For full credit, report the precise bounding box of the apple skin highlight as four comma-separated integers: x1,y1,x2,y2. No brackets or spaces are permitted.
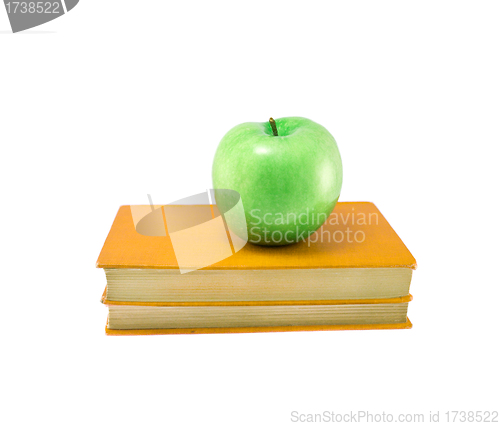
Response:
212,117,343,246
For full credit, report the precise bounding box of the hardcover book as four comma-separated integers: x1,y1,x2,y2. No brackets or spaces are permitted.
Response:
97,202,416,334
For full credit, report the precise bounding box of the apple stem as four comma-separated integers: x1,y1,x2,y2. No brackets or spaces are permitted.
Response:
269,117,279,136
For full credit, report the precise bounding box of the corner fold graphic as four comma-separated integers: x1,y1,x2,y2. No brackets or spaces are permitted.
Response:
64,0,79,12
4,0,79,33
130,190,248,274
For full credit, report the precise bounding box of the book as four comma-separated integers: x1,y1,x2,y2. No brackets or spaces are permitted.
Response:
101,289,412,334
98,202,417,333
97,202,416,303
98,202,416,334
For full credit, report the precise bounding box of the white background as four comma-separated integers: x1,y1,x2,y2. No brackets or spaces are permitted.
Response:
1,1,499,425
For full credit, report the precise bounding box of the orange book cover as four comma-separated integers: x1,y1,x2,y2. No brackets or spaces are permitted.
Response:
96,202,417,270
105,318,413,335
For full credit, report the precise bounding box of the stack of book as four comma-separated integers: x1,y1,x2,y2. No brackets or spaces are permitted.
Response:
97,202,416,335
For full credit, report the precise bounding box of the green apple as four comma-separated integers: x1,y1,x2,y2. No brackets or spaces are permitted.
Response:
212,117,342,246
